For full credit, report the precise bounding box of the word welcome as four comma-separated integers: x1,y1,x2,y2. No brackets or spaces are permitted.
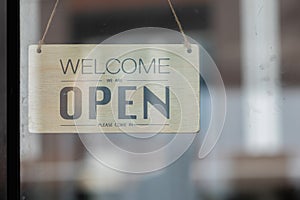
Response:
60,57,171,75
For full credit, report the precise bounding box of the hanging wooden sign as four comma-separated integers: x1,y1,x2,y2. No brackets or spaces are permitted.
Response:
28,44,200,133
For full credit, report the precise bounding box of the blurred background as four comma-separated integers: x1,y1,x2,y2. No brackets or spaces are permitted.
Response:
20,0,300,199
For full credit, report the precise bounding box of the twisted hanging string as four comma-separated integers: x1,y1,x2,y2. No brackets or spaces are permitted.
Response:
166,0,192,52
37,0,60,53
37,0,192,53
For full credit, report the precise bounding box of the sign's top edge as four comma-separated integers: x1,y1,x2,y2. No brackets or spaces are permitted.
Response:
29,44,199,47
29,44,200,54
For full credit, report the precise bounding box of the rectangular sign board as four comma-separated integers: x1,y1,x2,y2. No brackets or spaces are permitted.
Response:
28,44,200,133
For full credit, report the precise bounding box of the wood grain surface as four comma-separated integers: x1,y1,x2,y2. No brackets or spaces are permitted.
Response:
28,44,200,133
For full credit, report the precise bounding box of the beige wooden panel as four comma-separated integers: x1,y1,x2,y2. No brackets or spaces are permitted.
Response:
28,44,200,133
